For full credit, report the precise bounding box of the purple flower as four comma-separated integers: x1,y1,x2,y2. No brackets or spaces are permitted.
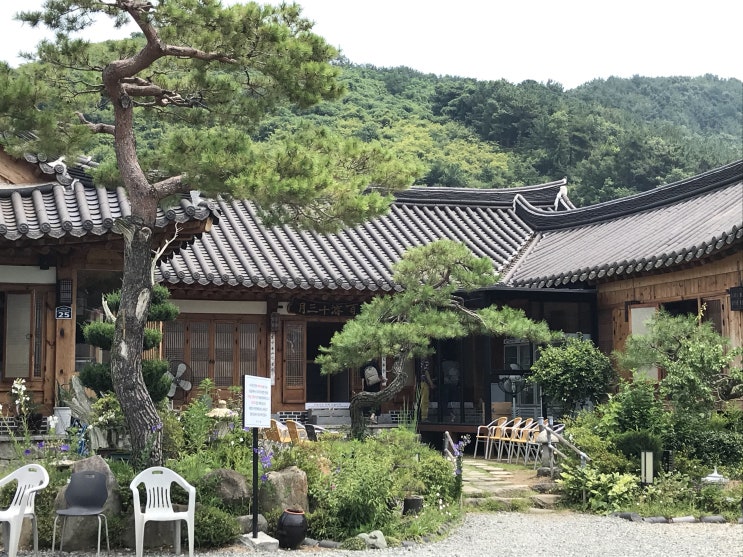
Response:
24,448,31,455
260,473,268,483
60,444,70,452
37,441,45,449
150,423,163,432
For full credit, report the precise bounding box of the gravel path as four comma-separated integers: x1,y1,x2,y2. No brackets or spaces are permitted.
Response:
29,511,743,557
295,512,743,557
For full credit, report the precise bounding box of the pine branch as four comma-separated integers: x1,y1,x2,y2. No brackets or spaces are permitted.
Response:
152,175,187,197
76,112,115,135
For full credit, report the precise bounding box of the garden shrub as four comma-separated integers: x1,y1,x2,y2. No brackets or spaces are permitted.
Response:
159,402,185,461
194,505,241,547
286,427,459,541
321,443,396,535
561,415,633,473
528,336,616,415
635,470,698,518
340,536,367,550
688,430,743,467
207,426,256,476
612,429,663,473
558,463,640,513
665,417,743,468
180,398,214,453
697,482,743,519
419,451,458,503
601,378,666,435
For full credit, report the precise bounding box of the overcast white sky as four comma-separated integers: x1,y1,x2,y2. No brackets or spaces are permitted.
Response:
1,1,742,89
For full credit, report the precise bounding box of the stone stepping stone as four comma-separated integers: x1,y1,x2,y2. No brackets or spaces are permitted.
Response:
530,494,561,508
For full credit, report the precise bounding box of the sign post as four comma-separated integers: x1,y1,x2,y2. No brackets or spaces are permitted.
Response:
243,375,271,539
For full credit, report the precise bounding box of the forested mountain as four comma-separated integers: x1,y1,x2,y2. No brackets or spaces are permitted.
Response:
263,64,742,205
14,40,740,207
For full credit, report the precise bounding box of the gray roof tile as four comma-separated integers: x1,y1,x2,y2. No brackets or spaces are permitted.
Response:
1,155,215,244
158,180,570,291
506,161,743,287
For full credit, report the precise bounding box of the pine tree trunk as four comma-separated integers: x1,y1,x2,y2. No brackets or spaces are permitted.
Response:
110,217,162,468
349,349,411,439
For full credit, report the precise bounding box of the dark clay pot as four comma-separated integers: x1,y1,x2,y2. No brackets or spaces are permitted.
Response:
277,509,307,549
403,495,424,515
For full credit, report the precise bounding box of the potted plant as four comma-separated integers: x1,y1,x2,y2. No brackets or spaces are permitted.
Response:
394,468,426,515
90,392,129,449
53,382,73,435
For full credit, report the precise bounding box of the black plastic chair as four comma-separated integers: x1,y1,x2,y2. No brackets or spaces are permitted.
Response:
52,470,110,557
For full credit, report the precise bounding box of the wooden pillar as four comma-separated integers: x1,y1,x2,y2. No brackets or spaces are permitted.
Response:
52,261,77,407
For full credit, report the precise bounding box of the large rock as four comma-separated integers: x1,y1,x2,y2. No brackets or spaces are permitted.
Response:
202,468,250,508
236,514,268,534
53,455,122,551
359,530,388,549
259,466,309,514
121,503,192,550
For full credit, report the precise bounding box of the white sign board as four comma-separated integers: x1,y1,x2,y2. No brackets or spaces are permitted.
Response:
243,375,272,429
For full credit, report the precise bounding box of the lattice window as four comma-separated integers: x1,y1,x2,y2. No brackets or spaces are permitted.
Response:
33,295,43,378
4,293,31,378
239,323,258,376
189,321,210,386
163,320,185,362
285,322,305,388
164,318,260,387
214,322,234,387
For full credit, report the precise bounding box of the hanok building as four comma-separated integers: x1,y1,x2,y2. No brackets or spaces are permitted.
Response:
0,152,215,413
156,180,595,431
1,148,742,435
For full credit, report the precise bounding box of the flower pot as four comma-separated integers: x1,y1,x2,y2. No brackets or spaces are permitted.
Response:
403,495,424,515
53,406,72,435
277,509,307,549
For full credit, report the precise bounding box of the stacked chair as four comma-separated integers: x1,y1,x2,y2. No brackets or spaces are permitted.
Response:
264,418,292,443
473,416,507,459
487,417,521,461
285,419,310,444
507,418,538,464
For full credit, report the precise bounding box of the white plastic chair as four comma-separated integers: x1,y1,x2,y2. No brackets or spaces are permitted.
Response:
130,467,196,557
0,463,49,557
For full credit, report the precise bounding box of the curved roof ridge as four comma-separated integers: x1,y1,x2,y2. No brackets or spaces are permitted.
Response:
515,159,743,231
507,179,743,288
394,177,569,208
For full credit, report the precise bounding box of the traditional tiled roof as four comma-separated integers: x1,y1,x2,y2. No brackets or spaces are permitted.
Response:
505,160,743,288
158,180,570,291
0,153,215,243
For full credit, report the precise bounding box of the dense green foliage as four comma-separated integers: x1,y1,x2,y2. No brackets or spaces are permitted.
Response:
615,310,743,413
270,428,460,541
528,337,616,415
262,65,742,204
558,310,743,518
316,240,558,437
79,285,177,403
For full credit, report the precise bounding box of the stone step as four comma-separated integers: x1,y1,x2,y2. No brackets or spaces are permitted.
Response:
530,494,562,509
